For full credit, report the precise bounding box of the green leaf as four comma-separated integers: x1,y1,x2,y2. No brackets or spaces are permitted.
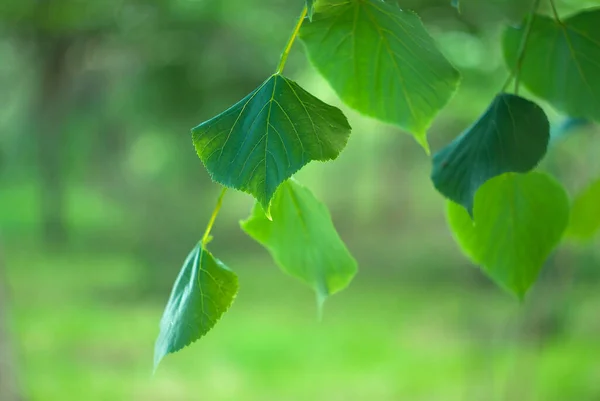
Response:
240,179,357,309
432,93,549,214
299,0,460,150
154,244,238,370
451,0,460,11
447,172,569,299
306,0,315,20
567,178,600,241
192,74,351,212
503,9,600,122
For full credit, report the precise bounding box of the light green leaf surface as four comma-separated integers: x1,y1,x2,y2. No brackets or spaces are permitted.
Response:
432,94,549,214
503,9,600,122
567,178,600,240
241,179,357,307
299,0,460,149
447,172,569,299
154,244,238,370
192,74,351,211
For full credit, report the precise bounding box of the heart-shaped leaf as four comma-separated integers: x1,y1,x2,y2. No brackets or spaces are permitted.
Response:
503,9,600,122
432,93,549,214
154,244,238,370
192,74,351,211
299,0,460,150
447,172,570,299
241,179,357,309
567,178,600,241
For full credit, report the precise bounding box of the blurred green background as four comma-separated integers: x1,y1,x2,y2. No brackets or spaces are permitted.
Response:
1,0,600,400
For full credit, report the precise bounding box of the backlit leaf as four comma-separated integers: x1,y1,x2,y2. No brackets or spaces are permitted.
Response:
447,172,569,299
192,74,351,211
567,178,600,240
503,9,600,122
154,244,238,369
432,94,549,214
240,179,357,308
299,0,460,150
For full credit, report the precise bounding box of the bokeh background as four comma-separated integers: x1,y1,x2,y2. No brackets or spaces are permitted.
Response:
1,0,600,400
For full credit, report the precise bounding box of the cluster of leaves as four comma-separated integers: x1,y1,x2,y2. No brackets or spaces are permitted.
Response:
153,0,600,368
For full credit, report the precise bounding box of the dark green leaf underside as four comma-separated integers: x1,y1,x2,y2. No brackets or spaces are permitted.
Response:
240,179,357,306
503,9,600,122
567,178,600,240
154,244,238,369
192,74,351,211
447,172,569,299
432,93,549,214
300,0,460,149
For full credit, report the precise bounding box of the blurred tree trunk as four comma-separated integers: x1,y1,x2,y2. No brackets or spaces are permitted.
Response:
0,249,22,401
34,34,72,246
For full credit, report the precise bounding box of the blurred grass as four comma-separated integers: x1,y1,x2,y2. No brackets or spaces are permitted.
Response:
6,247,600,401
2,0,600,399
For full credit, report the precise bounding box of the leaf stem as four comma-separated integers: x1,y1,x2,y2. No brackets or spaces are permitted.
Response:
276,5,308,74
548,0,562,24
201,187,228,246
501,0,541,94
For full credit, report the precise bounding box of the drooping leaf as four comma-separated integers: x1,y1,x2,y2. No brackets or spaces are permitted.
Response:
567,178,600,241
503,9,600,122
192,74,351,212
240,179,357,309
306,0,315,20
154,244,238,370
447,172,569,299
432,93,549,214
299,0,460,150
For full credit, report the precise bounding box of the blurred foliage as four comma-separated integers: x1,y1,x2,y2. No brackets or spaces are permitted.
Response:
1,0,600,399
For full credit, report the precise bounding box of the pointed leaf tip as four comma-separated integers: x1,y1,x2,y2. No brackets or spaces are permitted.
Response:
192,74,351,210
300,0,459,146
416,132,430,155
153,244,238,370
432,93,549,214
306,0,314,20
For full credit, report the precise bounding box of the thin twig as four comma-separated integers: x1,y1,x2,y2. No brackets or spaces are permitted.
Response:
276,5,308,74
548,0,562,24
201,187,228,246
502,0,542,94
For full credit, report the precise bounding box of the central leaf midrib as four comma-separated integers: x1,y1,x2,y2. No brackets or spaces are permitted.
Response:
263,75,278,200
286,183,310,237
283,78,325,158
361,2,416,121
558,23,600,108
